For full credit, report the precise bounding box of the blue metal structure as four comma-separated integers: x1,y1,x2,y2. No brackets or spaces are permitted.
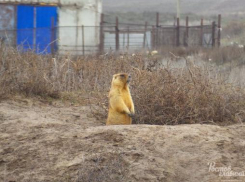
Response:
17,5,57,53
17,5,34,50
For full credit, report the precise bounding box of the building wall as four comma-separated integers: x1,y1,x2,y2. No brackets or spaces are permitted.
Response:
0,5,15,45
0,0,99,7
0,0,102,55
58,0,102,54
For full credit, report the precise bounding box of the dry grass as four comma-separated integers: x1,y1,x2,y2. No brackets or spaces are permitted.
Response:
223,21,245,37
1,45,245,125
76,153,128,182
132,65,245,125
201,46,245,65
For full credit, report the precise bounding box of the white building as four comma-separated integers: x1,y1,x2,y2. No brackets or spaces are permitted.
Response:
0,0,102,54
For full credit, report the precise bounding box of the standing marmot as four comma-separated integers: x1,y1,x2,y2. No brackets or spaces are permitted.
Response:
106,73,135,125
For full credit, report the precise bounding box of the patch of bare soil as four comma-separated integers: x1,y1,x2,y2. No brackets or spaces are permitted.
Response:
0,98,245,182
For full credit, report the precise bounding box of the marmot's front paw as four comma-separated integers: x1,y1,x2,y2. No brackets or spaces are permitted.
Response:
128,113,135,118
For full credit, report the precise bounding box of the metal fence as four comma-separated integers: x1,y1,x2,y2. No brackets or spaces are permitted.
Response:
0,26,101,55
151,25,214,48
0,18,220,55
102,18,219,52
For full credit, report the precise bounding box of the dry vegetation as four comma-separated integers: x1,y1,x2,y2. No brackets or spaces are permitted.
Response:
1,45,245,182
76,153,128,182
1,45,245,125
223,22,245,37
201,46,245,64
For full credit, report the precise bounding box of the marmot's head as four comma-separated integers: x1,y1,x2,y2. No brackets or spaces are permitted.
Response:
111,73,131,88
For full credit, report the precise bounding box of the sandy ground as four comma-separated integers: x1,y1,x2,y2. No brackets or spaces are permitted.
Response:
0,97,245,182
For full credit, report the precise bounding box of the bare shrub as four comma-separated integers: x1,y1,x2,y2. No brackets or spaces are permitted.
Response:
0,47,60,98
132,64,245,125
1,45,245,125
0,46,143,98
92,57,245,125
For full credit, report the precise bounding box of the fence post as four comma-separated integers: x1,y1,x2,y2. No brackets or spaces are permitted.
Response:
99,13,104,53
200,18,203,47
185,16,189,47
51,17,55,55
75,25,78,55
82,25,85,55
143,21,148,48
217,14,221,47
156,12,159,27
14,5,17,48
33,7,36,52
123,32,125,48
151,26,155,49
176,18,180,47
127,26,129,50
115,17,119,51
212,21,216,48
156,12,159,48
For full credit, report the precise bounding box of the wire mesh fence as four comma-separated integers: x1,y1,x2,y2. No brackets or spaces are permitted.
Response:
0,21,217,55
57,26,100,55
103,24,151,52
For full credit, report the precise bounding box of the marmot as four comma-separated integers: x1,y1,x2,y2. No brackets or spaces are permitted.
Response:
106,73,135,125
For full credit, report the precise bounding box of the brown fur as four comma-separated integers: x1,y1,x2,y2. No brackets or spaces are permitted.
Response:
106,73,135,125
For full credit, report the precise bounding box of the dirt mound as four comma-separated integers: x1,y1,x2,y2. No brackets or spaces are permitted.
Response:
0,98,245,182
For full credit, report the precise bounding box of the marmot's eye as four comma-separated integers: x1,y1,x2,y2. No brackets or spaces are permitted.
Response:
120,74,125,77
